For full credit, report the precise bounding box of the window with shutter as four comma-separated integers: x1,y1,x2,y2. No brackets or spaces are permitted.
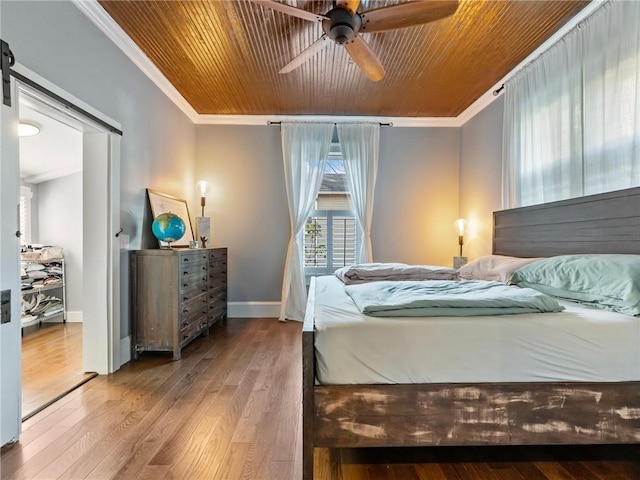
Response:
304,145,357,278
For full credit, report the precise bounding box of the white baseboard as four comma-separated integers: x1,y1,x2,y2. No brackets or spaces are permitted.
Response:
42,310,83,323
120,335,131,367
228,301,280,318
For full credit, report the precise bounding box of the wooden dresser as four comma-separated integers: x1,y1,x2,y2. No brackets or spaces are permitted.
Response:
131,247,227,360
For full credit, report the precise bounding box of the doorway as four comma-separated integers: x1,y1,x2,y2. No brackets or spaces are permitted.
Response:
11,69,121,419
18,92,96,419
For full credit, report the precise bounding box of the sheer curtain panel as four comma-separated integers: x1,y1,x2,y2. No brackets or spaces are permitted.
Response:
502,29,583,208
279,122,334,322
502,0,640,208
337,123,380,264
581,0,640,194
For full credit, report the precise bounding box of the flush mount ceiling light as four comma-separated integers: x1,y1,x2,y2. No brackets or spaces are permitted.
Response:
18,122,41,137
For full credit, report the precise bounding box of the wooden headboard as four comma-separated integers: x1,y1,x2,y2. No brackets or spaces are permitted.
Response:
493,186,640,257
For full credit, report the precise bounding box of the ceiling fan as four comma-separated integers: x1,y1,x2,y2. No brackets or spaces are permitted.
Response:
249,0,459,82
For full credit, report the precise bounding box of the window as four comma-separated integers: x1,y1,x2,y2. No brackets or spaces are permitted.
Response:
19,186,32,245
304,145,357,276
503,1,640,208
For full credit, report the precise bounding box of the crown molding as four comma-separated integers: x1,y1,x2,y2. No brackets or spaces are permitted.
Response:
74,0,605,128
72,0,199,123
196,114,461,128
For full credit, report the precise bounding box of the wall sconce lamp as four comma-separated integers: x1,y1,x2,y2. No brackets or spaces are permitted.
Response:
195,180,211,248
453,218,467,269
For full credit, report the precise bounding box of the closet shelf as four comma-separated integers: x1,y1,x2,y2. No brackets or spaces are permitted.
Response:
21,256,66,330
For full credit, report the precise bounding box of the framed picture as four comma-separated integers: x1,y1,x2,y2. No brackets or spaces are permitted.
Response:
146,189,195,247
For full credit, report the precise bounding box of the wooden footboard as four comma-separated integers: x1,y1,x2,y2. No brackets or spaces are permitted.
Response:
313,382,640,447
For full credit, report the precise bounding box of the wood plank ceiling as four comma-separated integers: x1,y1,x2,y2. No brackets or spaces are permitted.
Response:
98,0,590,118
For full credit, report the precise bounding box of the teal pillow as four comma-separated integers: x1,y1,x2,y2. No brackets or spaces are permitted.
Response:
510,254,640,316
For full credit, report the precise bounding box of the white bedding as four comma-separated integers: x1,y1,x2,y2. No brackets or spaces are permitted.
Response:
313,275,640,384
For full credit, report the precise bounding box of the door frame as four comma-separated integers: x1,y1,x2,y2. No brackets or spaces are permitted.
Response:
13,62,122,375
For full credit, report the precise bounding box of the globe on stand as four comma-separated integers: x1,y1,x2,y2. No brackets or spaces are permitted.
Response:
152,212,186,248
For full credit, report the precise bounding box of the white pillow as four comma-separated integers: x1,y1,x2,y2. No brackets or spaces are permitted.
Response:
458,255,542,283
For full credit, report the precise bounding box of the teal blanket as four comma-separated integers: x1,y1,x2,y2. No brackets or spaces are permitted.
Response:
344,280,565,317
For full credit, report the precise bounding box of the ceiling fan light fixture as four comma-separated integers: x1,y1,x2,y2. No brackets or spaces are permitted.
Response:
249,0,458,81
18,122,41,137
323,8,361,45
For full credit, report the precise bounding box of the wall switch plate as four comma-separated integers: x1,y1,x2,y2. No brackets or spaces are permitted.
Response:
1,290,10,324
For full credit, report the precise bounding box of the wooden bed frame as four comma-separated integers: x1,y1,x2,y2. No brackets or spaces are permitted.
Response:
302,186,640,479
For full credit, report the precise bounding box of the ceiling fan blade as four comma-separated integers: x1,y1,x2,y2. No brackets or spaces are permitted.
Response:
335,0,361,16
344,35,385,82
279,34,330,74
248,0,327,23
360,0,458,33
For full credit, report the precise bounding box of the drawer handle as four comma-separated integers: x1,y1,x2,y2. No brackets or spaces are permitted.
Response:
183,283,190,288
183,322,189,328
184,258,190,262
182,308,190,314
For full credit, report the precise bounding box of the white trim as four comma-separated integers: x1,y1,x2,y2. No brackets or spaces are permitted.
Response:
72,0,199,123
197,114,462,128
120,335,131,367
73,0,604,127
228,302,280,318
42,311,83,323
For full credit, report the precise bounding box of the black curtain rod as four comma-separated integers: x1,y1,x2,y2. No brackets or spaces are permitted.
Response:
493,84,505,96
267,121,393,127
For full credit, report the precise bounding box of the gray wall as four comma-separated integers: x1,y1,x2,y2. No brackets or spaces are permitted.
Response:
195,125,461,302
460,96,505,259
375,127,461,267
195,125,288,302
2,1,196,338
37,173,83,318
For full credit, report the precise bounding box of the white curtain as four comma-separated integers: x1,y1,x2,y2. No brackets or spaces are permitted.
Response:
337,123,380,263
502,0,640,208
279,122,334,322
502,27,583,207
581,0,640,194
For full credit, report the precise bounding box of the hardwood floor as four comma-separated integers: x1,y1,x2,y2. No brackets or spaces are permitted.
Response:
21,323,95,419
3,318,640,479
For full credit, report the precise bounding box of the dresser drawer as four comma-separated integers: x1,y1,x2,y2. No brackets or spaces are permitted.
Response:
179,291,208,315
179,261,208,277
180,272,208,293
180,282,208,302
179,252,208,266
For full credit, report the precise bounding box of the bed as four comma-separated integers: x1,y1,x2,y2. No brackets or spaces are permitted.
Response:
302,186,640,479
